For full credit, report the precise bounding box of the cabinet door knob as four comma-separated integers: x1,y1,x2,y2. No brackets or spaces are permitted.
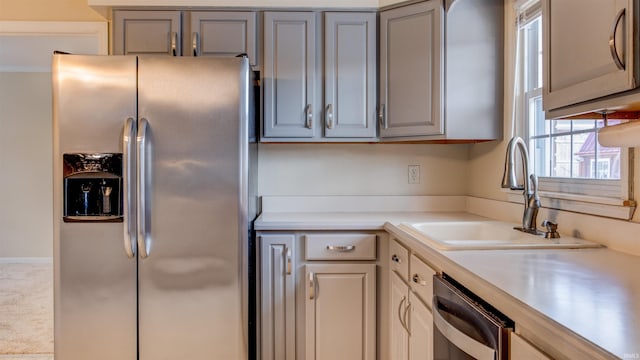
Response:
325,104,334,129
402,301,412,335
170,32,178,56
412,273,427,286
609,8,626,71
286,247,292,275
309,272,315,300
192,32,199,57
305,104,313,129
391,254,401,263
378,104,387,129
398,296,408,332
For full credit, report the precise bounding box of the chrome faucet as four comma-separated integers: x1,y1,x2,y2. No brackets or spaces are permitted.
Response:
501,136,542,235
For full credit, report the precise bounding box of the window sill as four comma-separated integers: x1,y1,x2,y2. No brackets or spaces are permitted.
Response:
504,190,636,220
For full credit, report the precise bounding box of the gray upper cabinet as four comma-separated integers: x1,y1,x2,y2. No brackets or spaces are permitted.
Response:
113,10,257,65
262,11,377,141
114,10,182,55
379,0,503,141
189,11,258,66
263,12,318,138
379,1,443,138
324,12,377,139
543,0,638,112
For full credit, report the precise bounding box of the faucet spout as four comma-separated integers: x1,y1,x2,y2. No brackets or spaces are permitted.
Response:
501,137,542,235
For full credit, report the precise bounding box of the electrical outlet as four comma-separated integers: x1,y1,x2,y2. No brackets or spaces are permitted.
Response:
408,165,420,184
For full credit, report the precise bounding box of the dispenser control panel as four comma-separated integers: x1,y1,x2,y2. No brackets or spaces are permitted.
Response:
63,153,123,222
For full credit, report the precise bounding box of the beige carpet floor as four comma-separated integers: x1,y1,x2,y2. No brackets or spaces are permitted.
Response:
0,262,53,357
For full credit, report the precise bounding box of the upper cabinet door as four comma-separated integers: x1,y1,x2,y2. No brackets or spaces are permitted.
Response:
324,12,377,138
113,10,181,56
543,0,638,111
379,1,444,138
189,11,258,67
263,12,318,138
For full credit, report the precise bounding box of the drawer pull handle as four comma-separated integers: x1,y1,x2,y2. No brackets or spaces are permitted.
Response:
391,254,402,263
326,245,355,252
412,274,427,286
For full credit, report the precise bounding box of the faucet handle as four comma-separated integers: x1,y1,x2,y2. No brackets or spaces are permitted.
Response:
542,220,560,239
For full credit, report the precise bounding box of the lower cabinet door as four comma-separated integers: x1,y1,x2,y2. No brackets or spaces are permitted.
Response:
390,271,410,360
408,291,434,360
305,264,376,360
510,332,552,360
260,234,296,360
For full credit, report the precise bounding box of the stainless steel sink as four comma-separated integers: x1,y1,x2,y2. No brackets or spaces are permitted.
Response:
399,221,602,250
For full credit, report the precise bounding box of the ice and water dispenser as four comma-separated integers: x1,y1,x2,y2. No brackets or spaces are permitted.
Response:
63,153,123,222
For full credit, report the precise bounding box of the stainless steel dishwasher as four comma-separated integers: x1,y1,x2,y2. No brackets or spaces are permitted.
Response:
432,274,514,360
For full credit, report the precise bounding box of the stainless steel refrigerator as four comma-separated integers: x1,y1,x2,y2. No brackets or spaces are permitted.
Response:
52,54,256,359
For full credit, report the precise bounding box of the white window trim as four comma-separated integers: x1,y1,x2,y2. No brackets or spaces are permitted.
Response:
509,1,636,220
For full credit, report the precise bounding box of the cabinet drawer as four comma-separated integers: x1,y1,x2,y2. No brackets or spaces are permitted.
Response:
389,239,409,281
305,234,377,260
409,254,436,308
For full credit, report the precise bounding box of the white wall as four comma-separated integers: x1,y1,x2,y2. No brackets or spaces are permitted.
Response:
0,0,107,257
258,143,470,196
0,72,53,257
0,0,107,21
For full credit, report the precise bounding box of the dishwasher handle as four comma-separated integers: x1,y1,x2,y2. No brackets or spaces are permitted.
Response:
432,296,497,360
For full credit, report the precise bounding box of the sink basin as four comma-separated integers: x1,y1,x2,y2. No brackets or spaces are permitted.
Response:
399,221,602,250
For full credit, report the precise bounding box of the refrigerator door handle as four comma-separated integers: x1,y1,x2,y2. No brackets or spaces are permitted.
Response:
123,117,137,258
137,118,152,258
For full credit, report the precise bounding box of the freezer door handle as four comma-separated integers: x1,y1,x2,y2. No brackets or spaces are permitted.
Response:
123,117,137,258
137,118,152,258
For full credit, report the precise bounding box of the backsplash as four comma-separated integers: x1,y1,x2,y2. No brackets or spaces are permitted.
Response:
257,143,470,196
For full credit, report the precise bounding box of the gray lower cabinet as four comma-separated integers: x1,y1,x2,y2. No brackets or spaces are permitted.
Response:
305,264,376,360
259,234,296,360
258,232,379,360
389,239,434,360
408,291,433,360
390,272,410,360
510,332,552,360
113,10,257,64
114,10,182,55
262,11,377,140
379,1,443,138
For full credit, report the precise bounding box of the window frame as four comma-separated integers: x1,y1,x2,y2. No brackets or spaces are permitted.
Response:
511,0,634,220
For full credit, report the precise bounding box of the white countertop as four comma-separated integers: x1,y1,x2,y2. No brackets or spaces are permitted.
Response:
439,247,639,359
255,211,481,230
255,210,640,359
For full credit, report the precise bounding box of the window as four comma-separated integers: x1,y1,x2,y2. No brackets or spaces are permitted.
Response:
514,0,632,218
